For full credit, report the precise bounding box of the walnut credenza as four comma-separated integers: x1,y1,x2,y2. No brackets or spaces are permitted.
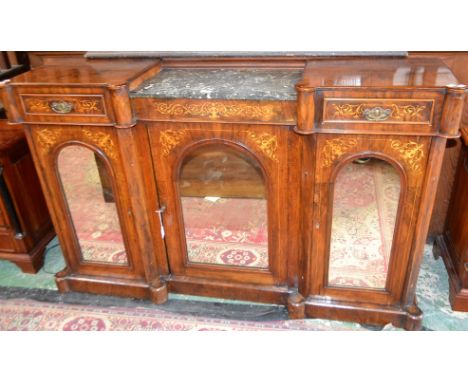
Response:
0,56,465,329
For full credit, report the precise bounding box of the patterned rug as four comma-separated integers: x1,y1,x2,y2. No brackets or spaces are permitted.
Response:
0,298,372,331
0,241,467,330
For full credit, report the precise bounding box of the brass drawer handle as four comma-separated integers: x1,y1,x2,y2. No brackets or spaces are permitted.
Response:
363,106,392,121
50,101,74,114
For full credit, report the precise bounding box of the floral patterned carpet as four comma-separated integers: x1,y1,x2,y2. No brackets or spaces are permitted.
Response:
0,239,467,330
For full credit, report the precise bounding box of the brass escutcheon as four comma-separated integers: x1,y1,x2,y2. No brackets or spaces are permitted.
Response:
50,100,74,114
363,106,391,121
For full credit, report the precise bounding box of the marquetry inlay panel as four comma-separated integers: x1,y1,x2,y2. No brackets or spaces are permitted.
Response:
390,139,426,174
22,95,106,115
321,137,359,167
34,128,117,160
323,98,434,124
245,131,278,162
160,129,188,156
136,98,296,124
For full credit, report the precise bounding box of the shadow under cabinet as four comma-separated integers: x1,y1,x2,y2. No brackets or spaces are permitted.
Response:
0,55,465,329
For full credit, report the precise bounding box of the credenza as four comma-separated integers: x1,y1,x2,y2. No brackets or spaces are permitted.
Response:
0,55,465,329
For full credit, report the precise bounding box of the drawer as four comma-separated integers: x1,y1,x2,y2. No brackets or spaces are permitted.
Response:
322,98,434,125
14,87,115,125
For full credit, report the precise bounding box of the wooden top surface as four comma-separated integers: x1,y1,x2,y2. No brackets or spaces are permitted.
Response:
299,58,460,89
6,59,159,87
3,57,462,95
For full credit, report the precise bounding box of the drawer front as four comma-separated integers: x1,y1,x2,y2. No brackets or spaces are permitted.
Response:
323,98,434,125
16,90,114,125
22,94,106,116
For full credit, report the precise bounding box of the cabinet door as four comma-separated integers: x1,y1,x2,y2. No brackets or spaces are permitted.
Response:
28,125,147,280
306,134,430,304
148,122,289,286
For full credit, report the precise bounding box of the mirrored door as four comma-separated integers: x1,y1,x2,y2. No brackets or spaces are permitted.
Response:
148,124,289,286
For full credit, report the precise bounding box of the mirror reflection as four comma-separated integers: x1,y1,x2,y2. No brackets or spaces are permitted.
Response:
179,145,268,269
58,145,128,265
328,158,400,289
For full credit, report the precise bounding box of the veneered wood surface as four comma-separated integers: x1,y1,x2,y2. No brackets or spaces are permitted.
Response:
299,57,460,89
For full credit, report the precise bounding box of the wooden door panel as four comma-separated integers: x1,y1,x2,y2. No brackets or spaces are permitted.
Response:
305,134,431,304
27,125,146,279
148,122,290,286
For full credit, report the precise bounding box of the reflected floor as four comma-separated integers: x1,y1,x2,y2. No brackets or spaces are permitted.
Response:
329,159,400,289
58,146,127,265
182,196,268,268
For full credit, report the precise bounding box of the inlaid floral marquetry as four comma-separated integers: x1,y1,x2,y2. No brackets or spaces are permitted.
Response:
323,99,433,124
35,128,61,151
160,129,188,156
321,137,358,167
390,140,425,173
22,95,105,115
81,129,117,159
34,128,117,160
246,132,278,162
153,100,275,120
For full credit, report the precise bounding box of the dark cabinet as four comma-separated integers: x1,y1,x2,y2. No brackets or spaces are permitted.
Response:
0,125,54,272
436,127,468,311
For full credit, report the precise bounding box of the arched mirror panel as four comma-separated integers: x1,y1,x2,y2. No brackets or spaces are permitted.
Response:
178,144,268,269
328,157,401,289
57,145,128,265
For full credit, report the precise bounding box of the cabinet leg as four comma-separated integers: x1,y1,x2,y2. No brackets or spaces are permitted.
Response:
403,304,423,330
150,281,168,304
287,292,305,319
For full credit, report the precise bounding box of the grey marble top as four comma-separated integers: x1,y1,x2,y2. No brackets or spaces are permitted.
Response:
130,68,303,100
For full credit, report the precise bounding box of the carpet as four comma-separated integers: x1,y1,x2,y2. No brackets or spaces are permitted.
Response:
0,298,373,331
0,240,467,330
